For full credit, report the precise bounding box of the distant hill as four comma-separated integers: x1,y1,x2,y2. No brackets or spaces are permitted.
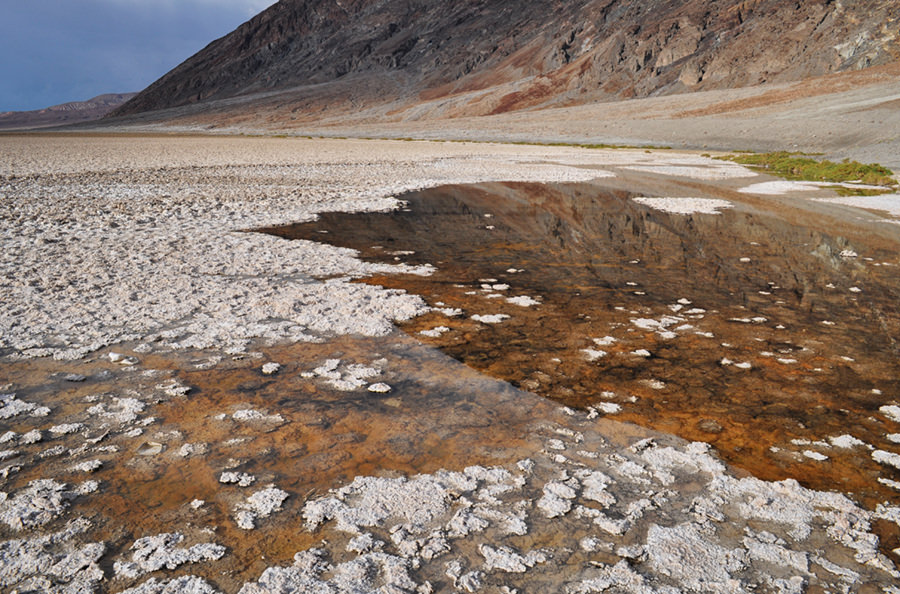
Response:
0,94,137,130
109,0,899,124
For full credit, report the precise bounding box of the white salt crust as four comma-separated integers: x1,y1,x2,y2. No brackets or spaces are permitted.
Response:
0,138,611,360
632,197,735,215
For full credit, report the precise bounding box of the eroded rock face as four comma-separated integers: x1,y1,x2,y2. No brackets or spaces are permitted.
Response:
111,0,900,121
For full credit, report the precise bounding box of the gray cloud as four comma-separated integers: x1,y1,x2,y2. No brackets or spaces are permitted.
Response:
0,0,275,111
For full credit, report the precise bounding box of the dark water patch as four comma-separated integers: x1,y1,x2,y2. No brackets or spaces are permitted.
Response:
262,180,900,508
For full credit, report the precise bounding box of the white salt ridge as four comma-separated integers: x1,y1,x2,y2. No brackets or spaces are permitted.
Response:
113,532,226,579
632,197,735,215
880,405,900,423
739,181,822,195
471,313,510,324
232,409,285,424
873,450,900,470
625,163,755,180
582,348,607,362
815,194,900,219
419,326,450,338
0,394,49,420
86,396,145,426
506,295,541,307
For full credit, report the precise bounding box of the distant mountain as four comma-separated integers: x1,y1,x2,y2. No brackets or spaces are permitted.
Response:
0,93,137,130
110,0,899,124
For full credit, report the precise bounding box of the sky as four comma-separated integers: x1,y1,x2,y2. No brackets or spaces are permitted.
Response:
0,0,276,111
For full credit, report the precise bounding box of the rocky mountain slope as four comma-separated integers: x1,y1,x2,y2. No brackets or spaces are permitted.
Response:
0,93,136,130
111,0,899,122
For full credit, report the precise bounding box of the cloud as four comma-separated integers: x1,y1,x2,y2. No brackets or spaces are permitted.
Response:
0,0,276,110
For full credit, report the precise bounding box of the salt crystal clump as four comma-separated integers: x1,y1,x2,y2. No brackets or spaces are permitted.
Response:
0,479,76,530
0,394,45,420
420,326,450,338
70,459,103,473
873,450,900,470
506,296,540,307
879,405,900,423
261,362,281,375
646,522,748,590
239,549,419,593
537,481,578,518
113,532,226,579
307,359,383,391
119,576,222,594
0,521,106,590
471,313,510,324
367,383,392,393
232,409,285,424
829,435,868,449
86,396,145,426
479,544,548,573
220,472,256,487
582,348,606,362
234,486,289,530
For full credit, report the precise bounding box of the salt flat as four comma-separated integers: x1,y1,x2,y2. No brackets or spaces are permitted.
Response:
1,135,899,593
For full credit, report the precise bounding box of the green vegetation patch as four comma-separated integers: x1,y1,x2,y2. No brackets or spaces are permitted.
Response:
718,151,896,187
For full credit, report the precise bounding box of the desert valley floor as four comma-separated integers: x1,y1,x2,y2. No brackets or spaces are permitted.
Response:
2,134,900,593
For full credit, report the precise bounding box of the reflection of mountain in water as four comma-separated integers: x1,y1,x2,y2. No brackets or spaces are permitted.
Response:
262,181,900,507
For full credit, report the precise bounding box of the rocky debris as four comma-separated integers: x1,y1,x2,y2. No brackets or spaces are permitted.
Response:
113,532,226,579
234,486,289,530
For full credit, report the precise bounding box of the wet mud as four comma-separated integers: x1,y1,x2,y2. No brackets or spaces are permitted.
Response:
261,177,900,509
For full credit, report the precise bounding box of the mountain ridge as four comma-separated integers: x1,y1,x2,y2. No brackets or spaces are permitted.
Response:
110,0,900,122
0,93,136,131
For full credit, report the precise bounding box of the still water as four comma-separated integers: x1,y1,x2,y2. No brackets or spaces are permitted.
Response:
263,179,900,507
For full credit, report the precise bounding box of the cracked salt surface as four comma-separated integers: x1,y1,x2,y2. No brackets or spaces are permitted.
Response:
237,431,900,593
1,137,611,360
